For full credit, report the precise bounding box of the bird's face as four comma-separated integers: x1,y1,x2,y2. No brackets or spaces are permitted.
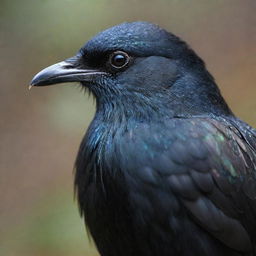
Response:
31,22,191,100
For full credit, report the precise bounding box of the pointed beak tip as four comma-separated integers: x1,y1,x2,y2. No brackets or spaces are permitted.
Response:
30,69,47,87
29,73,42,88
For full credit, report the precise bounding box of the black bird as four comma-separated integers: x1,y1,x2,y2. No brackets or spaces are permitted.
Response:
31,22,256,256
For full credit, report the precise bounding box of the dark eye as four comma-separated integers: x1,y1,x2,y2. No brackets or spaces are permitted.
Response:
109,51,130,69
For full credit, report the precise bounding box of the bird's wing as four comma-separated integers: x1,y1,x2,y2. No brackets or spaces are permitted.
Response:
122,118,256,253
167,119,256,252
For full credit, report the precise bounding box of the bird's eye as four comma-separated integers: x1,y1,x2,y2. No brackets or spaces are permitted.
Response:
109,51,130,69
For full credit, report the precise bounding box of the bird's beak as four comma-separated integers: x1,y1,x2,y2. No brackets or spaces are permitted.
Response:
30,57,106,87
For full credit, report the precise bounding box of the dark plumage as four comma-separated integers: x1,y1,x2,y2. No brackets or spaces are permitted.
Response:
31,22,256,256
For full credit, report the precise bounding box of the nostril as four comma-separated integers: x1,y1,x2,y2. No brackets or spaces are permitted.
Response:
64,64,75,69
65,56,80,67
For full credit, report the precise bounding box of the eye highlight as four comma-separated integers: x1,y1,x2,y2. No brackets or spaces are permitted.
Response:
109,51,130,69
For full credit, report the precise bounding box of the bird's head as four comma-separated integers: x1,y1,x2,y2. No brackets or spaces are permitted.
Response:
31,21,231,118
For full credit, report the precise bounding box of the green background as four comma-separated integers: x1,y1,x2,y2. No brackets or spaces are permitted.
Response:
1,0,255,255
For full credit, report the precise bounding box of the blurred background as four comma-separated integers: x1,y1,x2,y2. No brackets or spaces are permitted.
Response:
1,0,255,255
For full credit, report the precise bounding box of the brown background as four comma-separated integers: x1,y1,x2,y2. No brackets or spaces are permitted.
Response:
1,0,255,255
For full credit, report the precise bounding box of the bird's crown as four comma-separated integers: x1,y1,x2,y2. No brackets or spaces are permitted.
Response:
81,21,187,59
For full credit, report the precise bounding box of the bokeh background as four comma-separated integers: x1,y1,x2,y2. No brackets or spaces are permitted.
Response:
1,0,255,255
